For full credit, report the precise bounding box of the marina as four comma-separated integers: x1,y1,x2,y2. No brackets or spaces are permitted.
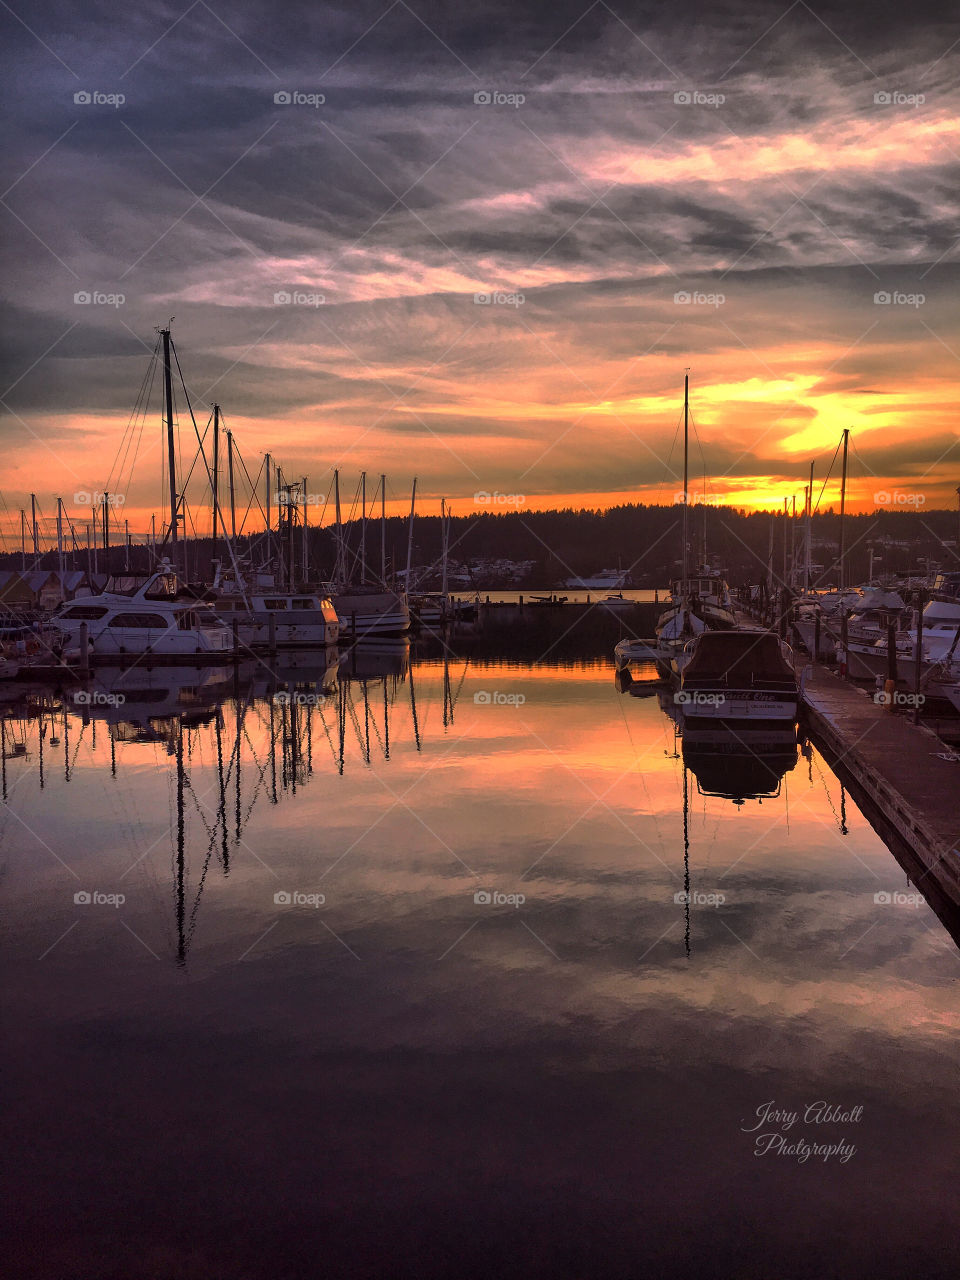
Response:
4,622,960,1278
4,3,960,1268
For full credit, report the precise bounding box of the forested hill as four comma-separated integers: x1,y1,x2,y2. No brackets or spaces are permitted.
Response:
4,502,955,588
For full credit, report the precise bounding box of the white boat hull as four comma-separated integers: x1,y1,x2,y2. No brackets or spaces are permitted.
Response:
678,690,799,721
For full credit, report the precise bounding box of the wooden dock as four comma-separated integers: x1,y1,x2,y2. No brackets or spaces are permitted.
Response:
800,662,960,909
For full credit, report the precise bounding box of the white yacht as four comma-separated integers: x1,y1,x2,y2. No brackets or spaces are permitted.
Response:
331,586,410,638
212,575,340,649
564,568,627,590
846,593,960,681
51,568,232,656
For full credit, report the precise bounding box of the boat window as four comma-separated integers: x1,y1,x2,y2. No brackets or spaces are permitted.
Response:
263,599,288,610
177,611,195,630
61,606,108,620
108,613,168,628
292,599,312,609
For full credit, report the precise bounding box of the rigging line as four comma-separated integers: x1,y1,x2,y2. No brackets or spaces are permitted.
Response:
118,356,158,503
313,702,340,768
811,751,845,833
343,687,371,764
173,342,219,500
115,346,158,495
614,691,669,862
104,336,160,494
687,405,708,497
177,421,212,496
235,448,267,532
654,407,685,506
814,436,843,512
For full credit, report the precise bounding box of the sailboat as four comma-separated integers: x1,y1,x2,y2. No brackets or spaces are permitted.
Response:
653,375,736,659
326,471,410,638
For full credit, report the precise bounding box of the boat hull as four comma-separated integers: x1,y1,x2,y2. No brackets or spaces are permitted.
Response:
334,591,410,638
677,689,799,721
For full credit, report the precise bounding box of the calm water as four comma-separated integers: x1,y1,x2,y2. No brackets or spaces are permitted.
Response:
3,635,959,1279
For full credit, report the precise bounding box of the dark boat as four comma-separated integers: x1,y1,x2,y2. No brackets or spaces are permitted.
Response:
675,629,799,723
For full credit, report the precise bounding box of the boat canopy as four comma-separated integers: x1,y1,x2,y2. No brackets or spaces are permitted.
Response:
681,631,795,683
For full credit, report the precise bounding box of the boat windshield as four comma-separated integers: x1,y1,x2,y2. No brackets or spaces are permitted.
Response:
104,573,179,598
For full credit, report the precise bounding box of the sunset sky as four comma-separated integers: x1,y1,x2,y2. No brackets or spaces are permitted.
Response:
1,0,959,542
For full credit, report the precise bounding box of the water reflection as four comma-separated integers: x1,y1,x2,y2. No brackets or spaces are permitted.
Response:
682,725,799,806
5,637,960,1277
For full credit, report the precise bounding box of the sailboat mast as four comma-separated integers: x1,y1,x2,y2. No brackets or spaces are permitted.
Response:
805,461,813,595
406,477,417,589
302,475,308,584
211,403,220,570
334,468,343,584
682,373,689,584
360,471,367,584
441,499,449,599
264,452,272,572
162,328,179,578
838,427,849,591
227,430,236,541
380,473,386,585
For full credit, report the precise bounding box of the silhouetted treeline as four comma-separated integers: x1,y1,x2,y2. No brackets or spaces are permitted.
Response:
4,503,957,588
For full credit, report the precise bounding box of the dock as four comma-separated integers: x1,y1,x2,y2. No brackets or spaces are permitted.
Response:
800,662,960,909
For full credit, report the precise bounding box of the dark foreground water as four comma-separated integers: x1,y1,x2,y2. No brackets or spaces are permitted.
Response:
3,639,958,1279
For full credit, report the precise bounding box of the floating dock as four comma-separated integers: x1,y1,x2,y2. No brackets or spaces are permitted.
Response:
800,662,960,909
